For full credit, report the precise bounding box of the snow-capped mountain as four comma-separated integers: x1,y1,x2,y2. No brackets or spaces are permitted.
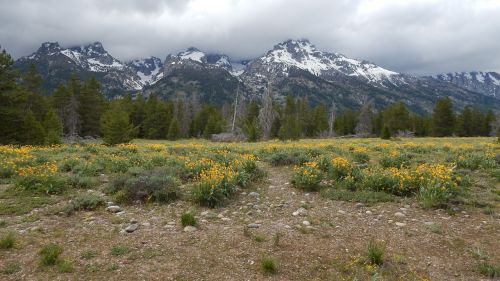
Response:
126,57,164,88
12,39,500,112
432,71,500,98
242,39,404,88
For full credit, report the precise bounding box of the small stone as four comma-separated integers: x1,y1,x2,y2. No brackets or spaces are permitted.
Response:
130,218,138,224
246,211,253,216
167,221,176,225
355,203,365,209
164,224,175,229
366,211,373,215
388,220,394,223
125,223,138,233
302,221,311,226
221,217,231,222
395,222,406,227
106,201,115,207
404,204,411,208
424,221,435,226
217,214,225,219
248,192,259,197
106,206,122,213
142,222,151,227
292,208,307,216
338,210,346,215
247,223,260,228
394,212,406,218
116,211,126,216
183,226,197,232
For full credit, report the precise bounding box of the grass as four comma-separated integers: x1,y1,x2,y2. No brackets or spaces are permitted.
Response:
428,223,444,234
39,244,63,266
260,256,277,274
477,262,500,278
0,232,15,249
111,245,131,256
254,234,266,242
0,193,56,215
57,259,74,273
81,250,99,260
1,263,21,275
367,240,385,266
0,220,7,228
181,212,197,227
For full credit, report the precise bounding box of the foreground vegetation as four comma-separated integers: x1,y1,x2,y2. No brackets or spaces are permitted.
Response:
0,137,498,279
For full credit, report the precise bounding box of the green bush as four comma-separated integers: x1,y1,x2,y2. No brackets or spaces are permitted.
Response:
192,178,231,207
379,154,411,168
456,152,497,170
108,170,180,204
477,262,500,278
0,233,15,249
15,174,67,195
1,263,21,275
63,193,105,215
68,174,97,189
291,163,323,191
361,171,399,193
352,152,370,164
265,150,311,166
39,244,63,266
260,256,277,274
367,240,385,265
181,212,197,227
418,182,452,208
57,259,74,273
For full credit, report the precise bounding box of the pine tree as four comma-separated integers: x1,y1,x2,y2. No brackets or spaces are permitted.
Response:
382,102,410,134
456,106,473,136
380,125,391,140
167,118,181,140
242,99,261,142
42,108,63,144
100,102,137,145
78,77,104,137
312,105,329,137
432,97,455,137
278,96,300,140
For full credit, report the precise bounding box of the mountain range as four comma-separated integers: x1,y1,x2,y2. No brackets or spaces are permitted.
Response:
13,39,500,112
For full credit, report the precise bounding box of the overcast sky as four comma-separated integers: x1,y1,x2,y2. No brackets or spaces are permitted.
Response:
1,0,499,75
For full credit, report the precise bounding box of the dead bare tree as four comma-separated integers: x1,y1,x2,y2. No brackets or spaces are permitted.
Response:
355,98,373,137
65,92,80,140
259,82,275,140
328,100,337,137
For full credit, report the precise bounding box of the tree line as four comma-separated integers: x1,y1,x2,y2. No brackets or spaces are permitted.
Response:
1,48,499,145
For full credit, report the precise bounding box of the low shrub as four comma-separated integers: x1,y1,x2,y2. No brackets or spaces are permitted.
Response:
291,162,323,191
68,174,97,189
0,233,15,249
15,174,67,195
63,193,105,215
39,244,63,266
260,256,277,274
456,152,497,170
265,149,311,166
329,156,351,180
477,262,500,278
181,212,197,227
379,153,411,168
367,240,385,265
1,263,21,275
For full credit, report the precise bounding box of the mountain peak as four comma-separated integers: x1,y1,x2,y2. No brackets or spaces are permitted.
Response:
37,42,61,54
177,47,206,63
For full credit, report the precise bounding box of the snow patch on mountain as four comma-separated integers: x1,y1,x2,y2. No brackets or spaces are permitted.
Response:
433,71,500,98
257,39,398,85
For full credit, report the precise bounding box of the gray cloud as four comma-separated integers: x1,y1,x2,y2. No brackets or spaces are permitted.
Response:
0,0,499,74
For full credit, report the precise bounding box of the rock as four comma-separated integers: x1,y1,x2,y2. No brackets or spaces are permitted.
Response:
164,224,175,229
116,211,126,216
404,204,411,209
292,208,307,216
338,210,346,215
394,212,406,218
302,221,311,226
217,213,225,219
247,223,260,228
99,174,109,183
355,203,365,209
221,217,231,222
125,223,138,233
248,192,259,197
106,201,115,207
183,226,197,232
130,218,138,224
395,222,406,227
424,221,435,226
106,206,122,213
142,222,151,227
366,211,373,215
